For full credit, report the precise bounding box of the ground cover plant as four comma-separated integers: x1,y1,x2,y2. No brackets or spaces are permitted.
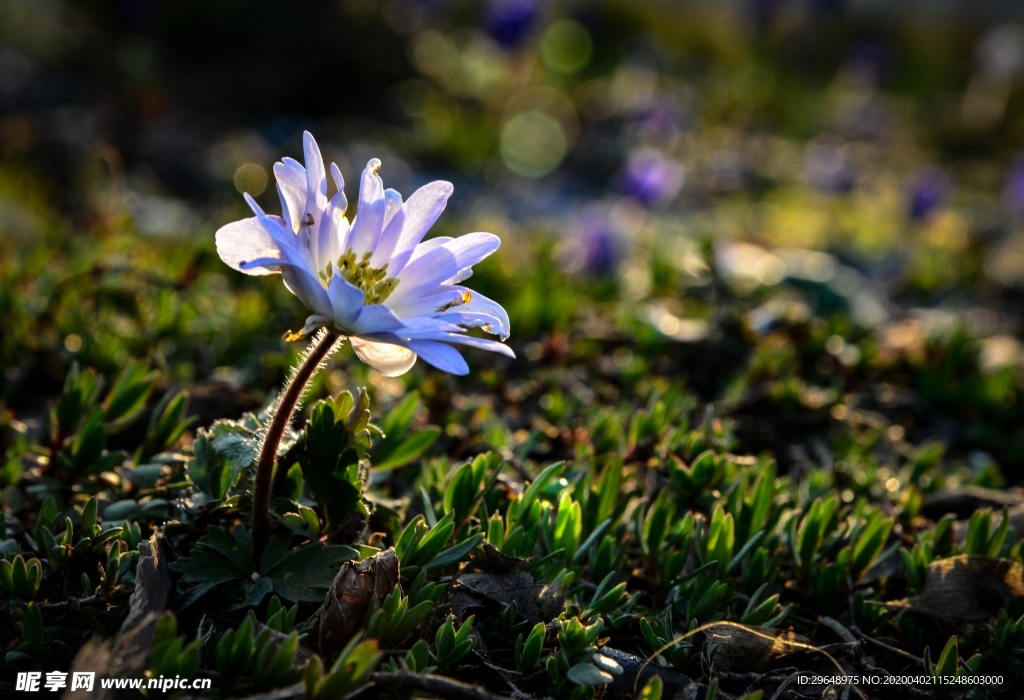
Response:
4,1,1024,698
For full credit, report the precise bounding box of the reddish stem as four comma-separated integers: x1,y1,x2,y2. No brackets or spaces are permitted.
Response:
252,331,339,564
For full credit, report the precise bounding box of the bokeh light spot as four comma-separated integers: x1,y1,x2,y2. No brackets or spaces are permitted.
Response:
541,21,593,74
234,163,267,196
500,111,567,177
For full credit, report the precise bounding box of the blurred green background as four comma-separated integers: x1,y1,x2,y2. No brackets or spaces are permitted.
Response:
4,0,1024,467
8,3,1024,692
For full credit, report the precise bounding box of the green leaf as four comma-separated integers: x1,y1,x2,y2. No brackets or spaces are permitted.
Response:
426,532,484,571
294,394,373,540
70,407,108,473
934,635,959,678
138,390,195,462
514,462,564,526
186,416,260,500
102,360,156,431
21,602,43,653
375,427,440,470
851,513,894,579
964,511,992,556
371,393,439,470
169,526,253,608
639,675,663,700
380,392,420,440
261,540,358,602
567,659,613,686
409,511,456,567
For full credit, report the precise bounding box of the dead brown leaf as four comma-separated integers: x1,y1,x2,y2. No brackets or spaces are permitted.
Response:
309,547,400,658
893,554,1024,622
469,543,530,574
705,624,811,672
452,569,563,627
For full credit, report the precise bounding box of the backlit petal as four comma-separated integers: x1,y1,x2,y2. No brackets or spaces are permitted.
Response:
347,159,385,255
406,340,469,375
216,217,282,276
386,180,454,274
429,332,516,358
350,337,417,376
302,131,329,212
326,275,364,329
282,266,333,318
350,304,407,334
274,158,306,232
390,233,501,304
451,288,511,339
329,162,348,215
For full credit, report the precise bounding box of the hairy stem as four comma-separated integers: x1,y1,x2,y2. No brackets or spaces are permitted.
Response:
253,330,339,564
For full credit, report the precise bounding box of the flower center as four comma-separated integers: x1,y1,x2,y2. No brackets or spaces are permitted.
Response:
321,248,399,304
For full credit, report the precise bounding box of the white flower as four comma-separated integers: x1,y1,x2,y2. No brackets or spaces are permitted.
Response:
216,132,514,376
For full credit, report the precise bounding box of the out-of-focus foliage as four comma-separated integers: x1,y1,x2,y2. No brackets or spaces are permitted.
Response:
4,1,1024,698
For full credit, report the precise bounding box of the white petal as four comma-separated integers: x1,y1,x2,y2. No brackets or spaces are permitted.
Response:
215,217,282,276
330,206,352,254
303,131,329,212
387,286,465,317
430,332,516,358
453,288,511,339
274,259,329,317
329,162,348,215
316,200,345,270
371,189,407,266
371,204,405,269
383,188,403,227
327,275,364,329
390,233,501,305
282,267,333,318
274,158,306,232
236,238,309,273
387,180,454,274
242,194,296,250
238,256,289,272
347,159,385,255
350,337,417,376
396,316,466,335
406,340,469,375
350,304,406,334
445,267,473,285
404,236,452,266
437,311,508,339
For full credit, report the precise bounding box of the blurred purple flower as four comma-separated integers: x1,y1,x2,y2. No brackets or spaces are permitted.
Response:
562,207,632,278
906,167,950,222
574,220,617,276
618,148,684,207
1005,155,1024,215
629,96,686,143
844,42,885,87
803,141,857,194
486,0,540,49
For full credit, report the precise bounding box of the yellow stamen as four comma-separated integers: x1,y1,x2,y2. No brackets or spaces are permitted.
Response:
329,248,399,304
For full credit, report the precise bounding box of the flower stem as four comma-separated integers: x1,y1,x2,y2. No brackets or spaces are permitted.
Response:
253,330,339,564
